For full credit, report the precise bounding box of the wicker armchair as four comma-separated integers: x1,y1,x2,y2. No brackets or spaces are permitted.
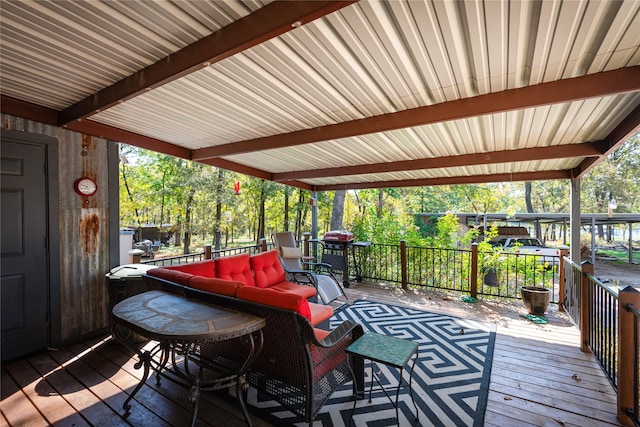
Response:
143,274,364,426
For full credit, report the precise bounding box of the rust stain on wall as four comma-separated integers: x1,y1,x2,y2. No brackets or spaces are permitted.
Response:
79,213,100,253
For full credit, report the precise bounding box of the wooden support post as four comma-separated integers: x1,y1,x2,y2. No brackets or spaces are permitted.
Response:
558,245,569,312
203,244,212,260
580,261,594,353
400,240,407,290
129,249,143,264
302,232,312,268
470,243,478,299
259,238,267,253
618,286,640,427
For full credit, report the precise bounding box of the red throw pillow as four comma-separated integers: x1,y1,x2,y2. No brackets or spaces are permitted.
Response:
250,249,286,288
146,268,193,286
188,276,242,297
236,286,311,320
215,253,256,287
162,260,215,277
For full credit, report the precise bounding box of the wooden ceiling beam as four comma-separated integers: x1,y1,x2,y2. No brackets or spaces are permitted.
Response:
273,142,604,181
66,120,291,187
66,120,191,159
194,158,311,190
1,96,58,125
192,66,640,161
58,1,356,126
314,170,572,191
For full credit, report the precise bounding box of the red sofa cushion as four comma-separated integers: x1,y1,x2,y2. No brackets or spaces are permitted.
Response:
269,281,316,299
314,328,330,340
161,259,215,277
146,268,193,286
215,253,256,287
236,286,311,321
189,276,242,297
308,303,334,325
250,250,286,288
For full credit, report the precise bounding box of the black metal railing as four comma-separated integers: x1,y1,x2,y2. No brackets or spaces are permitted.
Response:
563,257,582,325
346,242,559,301
586,272,619,389
351,243,473,292
557,258,640,426
406,246,472,293
142,252,207,266
477,250,558,301
356,243,401,284
142,242,271,266
626,301,640,427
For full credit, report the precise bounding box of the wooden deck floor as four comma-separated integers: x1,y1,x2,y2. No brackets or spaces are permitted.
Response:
1,282,623,427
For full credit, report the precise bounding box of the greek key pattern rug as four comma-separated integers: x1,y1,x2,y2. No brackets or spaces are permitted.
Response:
244,299,496,427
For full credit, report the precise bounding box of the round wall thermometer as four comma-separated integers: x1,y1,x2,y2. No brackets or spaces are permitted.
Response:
74,177,97,196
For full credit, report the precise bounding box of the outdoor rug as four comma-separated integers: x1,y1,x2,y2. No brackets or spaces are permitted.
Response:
243,299,496,427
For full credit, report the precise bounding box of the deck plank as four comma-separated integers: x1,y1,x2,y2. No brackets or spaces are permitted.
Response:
27,349,130,427
2,359,89,426
0,368,48,427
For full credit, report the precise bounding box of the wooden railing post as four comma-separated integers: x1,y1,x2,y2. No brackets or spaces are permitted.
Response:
580,261,594,353
203,244,212,260
258,238,267,253
470,243,478,299
302,232,312,268
400,240,407,290
618,286,640,426
558,245,569,312
129,249,143,264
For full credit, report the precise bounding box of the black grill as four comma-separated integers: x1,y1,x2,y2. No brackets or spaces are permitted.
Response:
317,239,370,287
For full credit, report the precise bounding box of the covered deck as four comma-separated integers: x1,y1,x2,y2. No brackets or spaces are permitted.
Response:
1,282,621,427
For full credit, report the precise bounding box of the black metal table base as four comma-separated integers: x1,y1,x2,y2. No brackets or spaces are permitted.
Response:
349,356,419,426
114,324,263,427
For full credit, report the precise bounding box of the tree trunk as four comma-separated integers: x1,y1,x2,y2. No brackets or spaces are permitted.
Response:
330,190,346,230
524,182,542,238
121,164,142,232
183,188,195,254
295,188,305,240
524,182,534,213
214,169,223,250
284,187,290,232
173,221,181,247
159,169,167,227
377,188,384,217
257,181,266,243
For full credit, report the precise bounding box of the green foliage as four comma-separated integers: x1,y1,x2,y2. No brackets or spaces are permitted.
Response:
349,205,427,246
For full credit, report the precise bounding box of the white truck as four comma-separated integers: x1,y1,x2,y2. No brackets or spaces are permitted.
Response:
491,237,560,267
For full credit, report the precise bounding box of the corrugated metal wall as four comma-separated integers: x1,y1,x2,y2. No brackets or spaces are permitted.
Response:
2,113,113,342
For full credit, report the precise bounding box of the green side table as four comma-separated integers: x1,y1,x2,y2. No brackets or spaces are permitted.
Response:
346,331,419,426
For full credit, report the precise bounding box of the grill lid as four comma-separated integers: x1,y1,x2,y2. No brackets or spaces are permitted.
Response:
322,230,354,242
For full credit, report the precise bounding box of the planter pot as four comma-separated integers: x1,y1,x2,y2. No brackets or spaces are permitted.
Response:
483,268,498,287
521,286,551,315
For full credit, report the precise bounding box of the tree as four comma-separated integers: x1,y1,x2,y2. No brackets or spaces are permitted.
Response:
330,190,346,230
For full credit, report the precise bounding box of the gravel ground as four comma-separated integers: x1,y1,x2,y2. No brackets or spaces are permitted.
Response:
593,258,640,286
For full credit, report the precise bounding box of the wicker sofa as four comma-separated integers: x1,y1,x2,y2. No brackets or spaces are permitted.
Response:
142,250,364,425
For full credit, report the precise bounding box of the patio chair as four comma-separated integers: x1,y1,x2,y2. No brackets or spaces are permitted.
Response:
272,232,349,307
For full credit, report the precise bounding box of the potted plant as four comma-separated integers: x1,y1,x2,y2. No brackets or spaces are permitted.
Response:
481,255,500,287
520,285,551,315
478,225,504,288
